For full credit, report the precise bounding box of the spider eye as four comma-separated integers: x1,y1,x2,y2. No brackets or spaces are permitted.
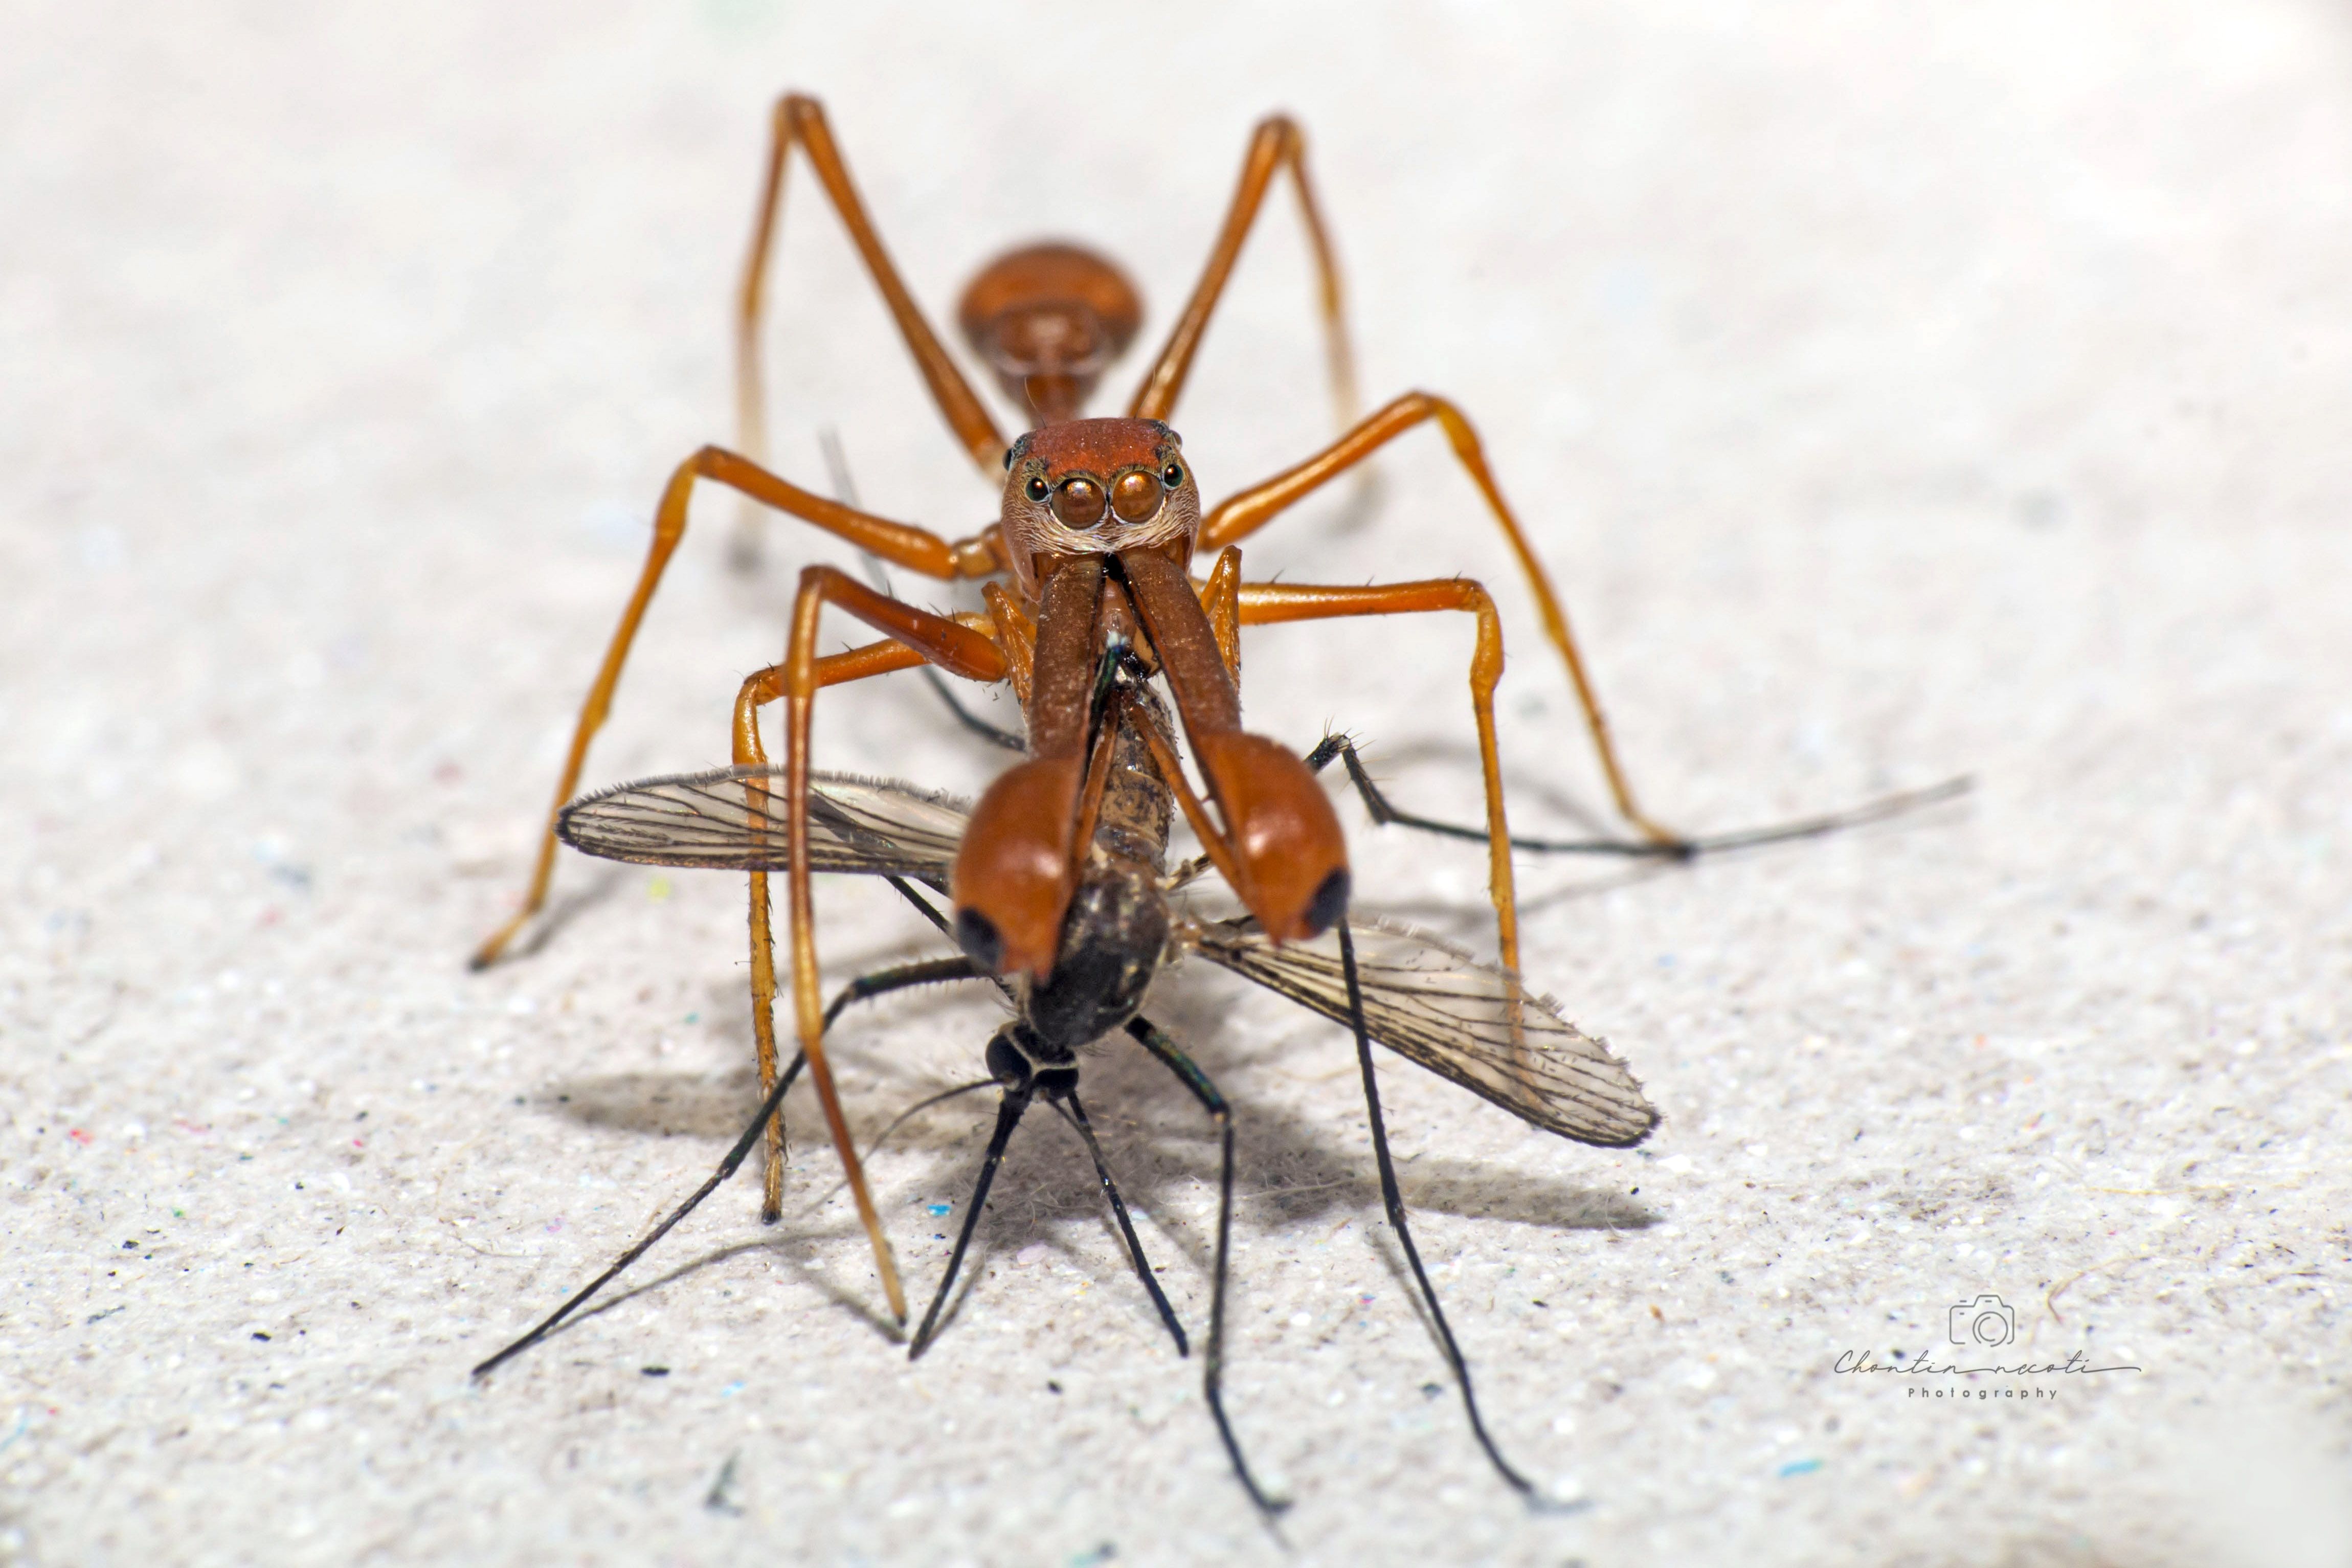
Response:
1024,476,1049,502
1162,463,1183,487
1052,477,1107,529
1003,447,1015,471
1110,469,1162,523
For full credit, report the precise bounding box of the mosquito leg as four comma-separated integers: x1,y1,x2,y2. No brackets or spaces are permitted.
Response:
1126,1018,1289,1518
1306,731,1647,857
909,1072,1035,1359
1336,923,1537,1498
1308,733,1973,860
472,1040,813,1379
919,670,1026,751
473,953,974,1378
820,954,980,1031
1054,1088,1188,1357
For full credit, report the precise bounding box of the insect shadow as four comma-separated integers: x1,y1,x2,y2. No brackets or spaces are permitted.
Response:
537,965,1656,1360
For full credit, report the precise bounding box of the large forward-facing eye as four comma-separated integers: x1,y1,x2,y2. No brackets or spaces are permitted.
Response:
1110,470,1162,523
1052,476,1106,529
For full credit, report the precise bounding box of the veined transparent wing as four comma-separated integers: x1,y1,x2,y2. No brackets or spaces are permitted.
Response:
1188,917,1658,1147
556,765,971,881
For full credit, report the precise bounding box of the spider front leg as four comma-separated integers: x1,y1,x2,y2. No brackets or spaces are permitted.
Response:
1202,392,1685,854
731,567,1011,1323
734,92,1007,566
469,444,1002,970
1235,576,1527,975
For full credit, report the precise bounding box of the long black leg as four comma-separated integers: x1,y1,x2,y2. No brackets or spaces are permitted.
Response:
1307,732,1970,860
1052,1089,1189,1357
821,954,980,1031
1337,922,1538,1496
909,1082,1035,1358
1127,1018,1289,1519
473,1039,811,1378
473,955,975,1378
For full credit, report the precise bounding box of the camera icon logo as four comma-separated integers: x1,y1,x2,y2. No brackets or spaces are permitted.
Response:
1948,1293,2017,1349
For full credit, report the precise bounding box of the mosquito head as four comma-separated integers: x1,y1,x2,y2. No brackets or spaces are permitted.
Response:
984,1023,1080,1101
1000,419,1200,596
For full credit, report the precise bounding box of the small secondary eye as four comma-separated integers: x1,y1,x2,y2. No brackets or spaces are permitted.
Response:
1162,463,1183,487
1003,447,1015,471
1025,476,1049,502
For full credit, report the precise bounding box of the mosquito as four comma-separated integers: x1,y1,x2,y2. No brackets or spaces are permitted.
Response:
473,651,1657,1513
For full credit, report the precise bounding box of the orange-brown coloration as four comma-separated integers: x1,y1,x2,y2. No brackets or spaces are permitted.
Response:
1050,476,1106,529
467,444,981,973
1235,576,1522,972
1018,417,1180,479
1199,391,1678,845
1129,115,1357,429
480,97,1708,1340
1116,547,1239,735
1193,731,1351,940
1020,553,1107,759
950,755,1086,978
999,420,1199,597
736,96,1004,487
1197,546,1244,681
1110,469,1163,522
957,242,1143,423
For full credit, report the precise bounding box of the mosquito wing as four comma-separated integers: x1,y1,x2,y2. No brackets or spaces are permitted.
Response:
555,765,970,881
1189,917,1658,1147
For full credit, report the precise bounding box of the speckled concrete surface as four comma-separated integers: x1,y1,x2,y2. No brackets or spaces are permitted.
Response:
6,4,2350,1565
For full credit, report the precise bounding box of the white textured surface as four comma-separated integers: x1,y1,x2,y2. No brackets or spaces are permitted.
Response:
7,4,2351,1565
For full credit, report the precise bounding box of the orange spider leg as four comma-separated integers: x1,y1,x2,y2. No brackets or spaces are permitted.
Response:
979,581,1037,709
727,632,952,1220
471,445,1000,969
1128,115,1358,432
735,93,1006,534
1202,392,1682,850
1235,578,1525,975
1124,714,1252,905
1195,545,1244,681
756,569,1008,1324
